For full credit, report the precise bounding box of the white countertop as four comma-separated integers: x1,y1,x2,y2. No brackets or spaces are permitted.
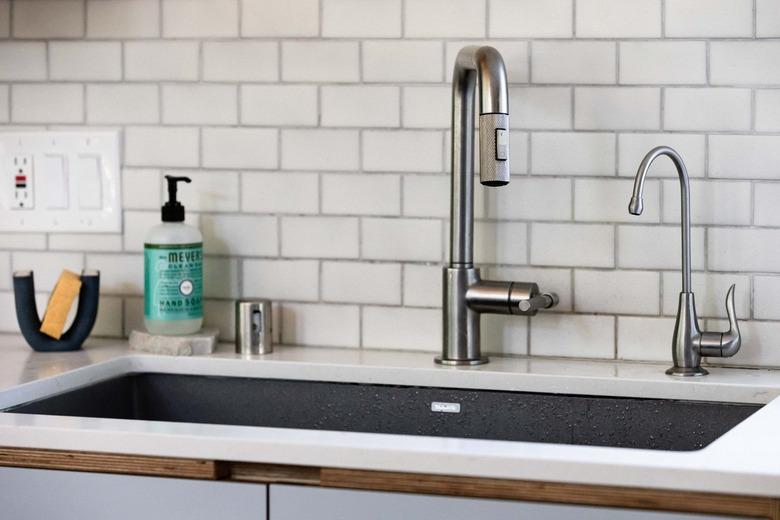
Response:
1,333,779,497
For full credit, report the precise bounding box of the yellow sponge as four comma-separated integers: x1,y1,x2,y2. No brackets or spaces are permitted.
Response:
40,270,82,340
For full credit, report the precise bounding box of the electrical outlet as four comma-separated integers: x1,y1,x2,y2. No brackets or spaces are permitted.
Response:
11,154,33,210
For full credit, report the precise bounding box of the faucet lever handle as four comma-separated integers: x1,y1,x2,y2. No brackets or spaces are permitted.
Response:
699,284,741,358
517,293,558,314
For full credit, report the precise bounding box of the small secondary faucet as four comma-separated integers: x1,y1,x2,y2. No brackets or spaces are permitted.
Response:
629,146,741,376
438,46,558,366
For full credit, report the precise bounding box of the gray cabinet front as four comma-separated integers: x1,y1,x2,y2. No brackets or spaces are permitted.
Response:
0,466,267,520
269,484,746,520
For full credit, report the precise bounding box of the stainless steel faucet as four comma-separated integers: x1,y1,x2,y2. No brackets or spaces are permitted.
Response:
437,46,558,366
629,146,741,376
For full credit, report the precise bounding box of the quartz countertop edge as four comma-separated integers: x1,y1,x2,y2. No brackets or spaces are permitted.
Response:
0,334,779,498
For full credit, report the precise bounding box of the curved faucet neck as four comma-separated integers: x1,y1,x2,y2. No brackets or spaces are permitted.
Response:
630,146,692,293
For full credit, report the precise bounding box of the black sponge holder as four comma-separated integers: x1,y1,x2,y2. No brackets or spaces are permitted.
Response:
13,270,100,352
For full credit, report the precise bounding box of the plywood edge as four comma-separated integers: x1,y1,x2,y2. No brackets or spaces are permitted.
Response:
321,468,778,519
230,462,321,485
0,447,226,480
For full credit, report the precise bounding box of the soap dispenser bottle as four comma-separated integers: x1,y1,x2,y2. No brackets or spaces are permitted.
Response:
144,175,203,335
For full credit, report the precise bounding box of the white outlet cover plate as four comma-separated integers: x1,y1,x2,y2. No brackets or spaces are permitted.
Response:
0,131,122,233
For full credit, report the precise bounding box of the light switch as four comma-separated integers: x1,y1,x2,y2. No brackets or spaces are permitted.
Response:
76,155,102,209
41,155,69,209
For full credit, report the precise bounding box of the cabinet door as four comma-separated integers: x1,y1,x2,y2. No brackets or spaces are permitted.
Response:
0,467,266,520
270,484,747,520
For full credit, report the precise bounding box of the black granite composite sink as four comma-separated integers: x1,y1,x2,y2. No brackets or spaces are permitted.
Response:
2,373,762,451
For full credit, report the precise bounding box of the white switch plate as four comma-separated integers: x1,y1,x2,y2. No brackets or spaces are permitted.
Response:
0,131,122,232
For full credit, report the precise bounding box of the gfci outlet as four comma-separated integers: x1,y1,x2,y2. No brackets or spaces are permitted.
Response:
0,131,121,233
11,154,33,210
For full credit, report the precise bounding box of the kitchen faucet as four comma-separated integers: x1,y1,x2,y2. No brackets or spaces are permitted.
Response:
438,46,558,366
628,146,741,376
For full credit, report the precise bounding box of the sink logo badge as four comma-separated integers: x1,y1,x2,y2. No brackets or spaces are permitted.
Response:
431,402,461,414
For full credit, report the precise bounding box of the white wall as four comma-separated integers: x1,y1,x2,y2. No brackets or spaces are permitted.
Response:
1,0,779,367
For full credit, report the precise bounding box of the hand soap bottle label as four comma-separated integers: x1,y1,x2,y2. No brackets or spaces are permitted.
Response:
144,243,203,321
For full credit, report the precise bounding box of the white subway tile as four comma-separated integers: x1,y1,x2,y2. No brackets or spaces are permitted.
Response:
665,0,753,37
488,266,573,311
575,270,659,315
12,85,83,124
755,182,780,226
0,43,46,80
50,42,121,81
322,173,400,216
323,261,401,305
86,254,142,295
405,0,485,38
281,303,360,347
0,86,7,122
757,0,780,37
323,0,401,37
617,316,675,362
125,41,199,81
402,86,450,129
0,252,9,290
662,272,750,319
242,0,319,36
709,135,780,179
282,42,359,82
125,127,199,168
711,42,780,86
709,228,780,272
0,233,46,250
91,296,123,337
617,225,705,270
485,177,571,221
87,0,159,38
473,221,527,265
13,0,84,38
123,297,143,335
203,257,239,299
754,276,780,319
202,128,278,169
531,223,614,268
363,130,442,172
756,90,780,132
0,292,19,332
363,306,440,351
322,86,399,128
162,0,238,37
532,42,616,84
531,314,615,358
620,42,706,85
203,299,239,342
489,0,572,38
705,320,780,368
445,41,529,84
49,234,122,252
509,87,571,130
575,87,660,130
662,180,751,226
664,88,751,131
0,1,9,38
532,132,615,176
12,252,83,294
482,315,529,356
282,216,359,259
282,129,359,171
241,172,319,214
204,42,278,82
87,85,159,124
200,214,277,257
241,85,317,126
575,178,660,223
363,41,443,83
403,264,442,308
508,132,529,175
362,218,442,262
617,133,705,178
243,259,319,302
162,85,237,125
122,210,159,251
164,170,239,212
402,174,486,219
577,0,661,37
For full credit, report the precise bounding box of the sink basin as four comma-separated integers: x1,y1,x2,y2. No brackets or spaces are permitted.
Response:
3,373,761,451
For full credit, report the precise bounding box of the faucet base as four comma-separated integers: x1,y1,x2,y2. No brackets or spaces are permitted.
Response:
665,366,709,377
435,355,489,366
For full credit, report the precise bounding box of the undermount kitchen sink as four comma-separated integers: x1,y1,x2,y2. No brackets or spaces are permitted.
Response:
3,373,761,452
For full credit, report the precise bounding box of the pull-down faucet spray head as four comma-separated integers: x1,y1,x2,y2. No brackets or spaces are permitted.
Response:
628,195,643,215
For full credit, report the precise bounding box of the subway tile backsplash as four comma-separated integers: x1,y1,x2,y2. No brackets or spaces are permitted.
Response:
1,0,780,368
